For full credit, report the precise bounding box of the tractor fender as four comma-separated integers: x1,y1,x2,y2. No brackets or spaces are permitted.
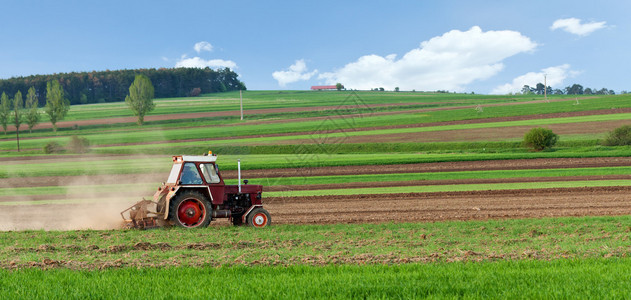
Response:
242,204,263,224
162,186,181,219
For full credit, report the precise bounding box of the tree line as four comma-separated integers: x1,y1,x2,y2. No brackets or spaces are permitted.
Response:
0,74,158,152
521,83,616,95
1,81,68,133
0,67,246,106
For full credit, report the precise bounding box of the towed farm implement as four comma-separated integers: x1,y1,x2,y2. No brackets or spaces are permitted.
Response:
121,152,270,229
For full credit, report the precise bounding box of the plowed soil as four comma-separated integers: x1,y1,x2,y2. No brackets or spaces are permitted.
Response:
266,186,631,225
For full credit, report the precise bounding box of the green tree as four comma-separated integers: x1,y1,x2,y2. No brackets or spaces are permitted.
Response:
603,125,631,146
25,87,41,133
13,90,23,130
45,80,70,132
13,90,23,151
0,92,10,134
335,83,344,91
534,83,545,95
522,127,558,151
125,74,155,125
564,84,584,95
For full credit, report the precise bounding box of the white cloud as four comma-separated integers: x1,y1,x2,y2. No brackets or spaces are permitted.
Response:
174,42,237,69
319,26,537,91
490,64,579,94
175,56,237,69
194,41,213,53
550,18,607,36
272,59,318,87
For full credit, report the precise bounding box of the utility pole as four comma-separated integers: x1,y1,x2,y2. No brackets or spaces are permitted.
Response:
239,90,244,121
544,73,548,103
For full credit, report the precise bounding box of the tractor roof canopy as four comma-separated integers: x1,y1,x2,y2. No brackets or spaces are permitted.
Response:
173,155,217,163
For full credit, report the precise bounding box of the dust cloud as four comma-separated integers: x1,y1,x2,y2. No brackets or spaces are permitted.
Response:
0,154,166,231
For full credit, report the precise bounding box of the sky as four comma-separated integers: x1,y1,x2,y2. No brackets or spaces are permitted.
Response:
1,0,629,94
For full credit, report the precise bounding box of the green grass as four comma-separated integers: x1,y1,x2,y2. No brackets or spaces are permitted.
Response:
1,216,629,267
35,90,526,122
2,215,630,298
1,259,630,299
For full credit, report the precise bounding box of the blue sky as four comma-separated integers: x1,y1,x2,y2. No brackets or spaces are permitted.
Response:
1,0,629,94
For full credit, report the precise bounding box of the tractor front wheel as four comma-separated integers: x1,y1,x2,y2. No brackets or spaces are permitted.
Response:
247,208,271,228
169,191,211,228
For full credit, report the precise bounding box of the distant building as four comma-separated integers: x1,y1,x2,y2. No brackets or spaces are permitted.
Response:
311,85,338,90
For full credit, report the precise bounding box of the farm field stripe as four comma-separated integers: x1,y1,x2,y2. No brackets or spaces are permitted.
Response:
3,165,631,197
0,93,626,144
264,179,631,197
4,96,629,148
0,98,631,154
86,112,631,149
6,90,566,124
1,259,630,299
2,175,630,203
1,215,630,265
240,166,631,186
7,153,631,178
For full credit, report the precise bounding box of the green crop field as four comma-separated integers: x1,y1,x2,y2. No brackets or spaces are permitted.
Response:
1,90,631,298
1,216,631,298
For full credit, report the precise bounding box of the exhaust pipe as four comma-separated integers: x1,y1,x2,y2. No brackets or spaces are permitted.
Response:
238,159,241,193
212,210,231,218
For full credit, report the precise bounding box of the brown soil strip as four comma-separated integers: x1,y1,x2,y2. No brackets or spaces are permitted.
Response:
3,174,629,203
312,119,622,144
2,185,630,230
91,107,631,148
265,186,631,225
262,175,631,191
9,97,610,144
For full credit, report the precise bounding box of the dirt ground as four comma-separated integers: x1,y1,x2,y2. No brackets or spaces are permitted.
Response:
2,157,631,230
266,186,631,225
1,185,630,230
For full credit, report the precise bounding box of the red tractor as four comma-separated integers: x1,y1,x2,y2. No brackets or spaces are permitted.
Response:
122,152,270,229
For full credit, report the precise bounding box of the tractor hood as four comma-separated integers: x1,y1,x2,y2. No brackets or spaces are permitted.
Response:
224,184,263,194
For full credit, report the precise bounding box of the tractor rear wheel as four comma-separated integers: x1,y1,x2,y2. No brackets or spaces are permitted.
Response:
169,191,211,228
247,208,271,228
